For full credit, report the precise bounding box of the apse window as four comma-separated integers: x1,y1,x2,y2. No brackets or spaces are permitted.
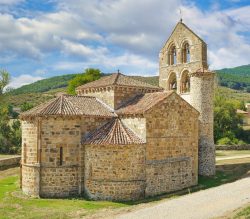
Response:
59,147,63,166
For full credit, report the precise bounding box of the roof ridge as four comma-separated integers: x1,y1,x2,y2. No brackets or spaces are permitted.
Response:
83,117,145,145
58,95,64,114
113,73,120,85
40,96,59,114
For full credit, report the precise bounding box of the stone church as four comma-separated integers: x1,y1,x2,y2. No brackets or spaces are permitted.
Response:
20,21,215,201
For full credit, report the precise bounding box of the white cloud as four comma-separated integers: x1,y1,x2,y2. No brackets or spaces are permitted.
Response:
8,74,44,88
0,11,103,60
1,0,250,76
179,4,250,69
0,0,24,5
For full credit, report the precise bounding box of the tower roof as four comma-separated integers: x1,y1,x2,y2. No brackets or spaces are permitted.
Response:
20,95,116,119
161,21,206,51
83,118,145,145
76,73,161,91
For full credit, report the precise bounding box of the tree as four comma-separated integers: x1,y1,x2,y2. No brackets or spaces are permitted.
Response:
214,94,244,144
0,69,10,94
0,70,21,154
246,86,250,93
67,68,101,95
21,102,34,112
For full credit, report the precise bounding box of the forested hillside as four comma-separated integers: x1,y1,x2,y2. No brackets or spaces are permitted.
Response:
10,74,78,95
4,64,250,108
216,64,250,92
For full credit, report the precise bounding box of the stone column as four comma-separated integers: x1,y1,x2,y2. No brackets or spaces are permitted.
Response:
190,71,215,176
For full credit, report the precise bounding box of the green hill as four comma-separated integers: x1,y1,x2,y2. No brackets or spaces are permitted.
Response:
216,64,250,91
4,65,250,108
10,74,79,95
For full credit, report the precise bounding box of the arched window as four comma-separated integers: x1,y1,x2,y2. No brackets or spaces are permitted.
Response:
168,72,177,91
168,44,177,65
180,71,190,93
182,42,190,63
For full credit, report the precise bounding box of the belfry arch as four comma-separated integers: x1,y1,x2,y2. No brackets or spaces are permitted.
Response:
180,70,190,93
167,43,177,65
168,72,177,91
182,42,190,63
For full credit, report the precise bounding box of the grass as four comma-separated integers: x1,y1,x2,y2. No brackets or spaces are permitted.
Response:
234,205,250,219
216,150,250,157
0,154,250,219
0,170,127,219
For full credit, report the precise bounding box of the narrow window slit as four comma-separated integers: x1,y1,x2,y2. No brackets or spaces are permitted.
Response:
60,147,63,166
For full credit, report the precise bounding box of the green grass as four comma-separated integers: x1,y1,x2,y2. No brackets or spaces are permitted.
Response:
1,154,250,218
234,205,250,219
0,175,127,219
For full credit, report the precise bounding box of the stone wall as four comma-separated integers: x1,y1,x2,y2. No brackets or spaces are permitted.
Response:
78,89,115,109
40,166,79,197
114,87,159,109
22,164,40,196
21,120,38,164
146,158,192,196
21,116,109,197
0,156,21,170
80,86,160,110
39,117,81,197
121,116,146,140
84,144,146,201
216,145,250,150
159,22,208,91
158,21,215,177
21,120,39,196
190,73,215,176
144,94,199,197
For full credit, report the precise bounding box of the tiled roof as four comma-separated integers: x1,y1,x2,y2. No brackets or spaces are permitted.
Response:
83,118,145,145
116,91,174,115
76,73,161,90
20,95,116,118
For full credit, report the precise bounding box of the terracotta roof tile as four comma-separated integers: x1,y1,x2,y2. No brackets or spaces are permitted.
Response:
76,73,162,90
20,95,116,118
116,91,174,115
83,118,145,145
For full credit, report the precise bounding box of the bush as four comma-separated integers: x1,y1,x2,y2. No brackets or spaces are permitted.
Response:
67,68,101,95
217,137,246,145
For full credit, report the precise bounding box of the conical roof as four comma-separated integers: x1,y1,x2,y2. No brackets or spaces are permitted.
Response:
20,95,116,119
76,73,161,91
83,118,145,145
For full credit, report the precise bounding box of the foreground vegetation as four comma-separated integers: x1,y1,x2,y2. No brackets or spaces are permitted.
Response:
1,153,250,219
0,171,126,219
234,205,250,218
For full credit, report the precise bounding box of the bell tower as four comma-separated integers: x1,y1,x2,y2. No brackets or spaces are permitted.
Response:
159,21,215,176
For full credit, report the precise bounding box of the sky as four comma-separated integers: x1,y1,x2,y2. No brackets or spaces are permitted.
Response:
0,0,250,88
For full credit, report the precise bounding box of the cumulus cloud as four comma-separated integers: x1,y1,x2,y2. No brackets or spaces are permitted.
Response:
54,52,157,76
180,4,250,69
0,0,24,5
0,11,103,60
8,74,44,88
1,0,250,78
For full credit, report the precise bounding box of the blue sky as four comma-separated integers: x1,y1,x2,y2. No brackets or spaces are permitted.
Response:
0,0,250,88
